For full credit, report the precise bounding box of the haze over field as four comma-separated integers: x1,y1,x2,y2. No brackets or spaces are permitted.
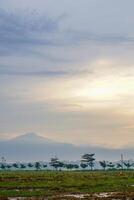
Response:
0,0,134,160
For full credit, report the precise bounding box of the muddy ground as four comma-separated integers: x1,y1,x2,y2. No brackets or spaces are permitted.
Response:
0,192,133,200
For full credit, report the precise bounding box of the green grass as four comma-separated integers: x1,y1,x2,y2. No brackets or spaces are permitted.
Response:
0,170,134,197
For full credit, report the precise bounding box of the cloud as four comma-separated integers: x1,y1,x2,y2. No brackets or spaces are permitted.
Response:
0,65,67,77
1,7,134,58
0,64,90,77
0,9,62,56
65,29,134,46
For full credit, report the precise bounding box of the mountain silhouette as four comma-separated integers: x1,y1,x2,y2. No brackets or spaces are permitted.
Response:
0,133,133,162
10,133,56,144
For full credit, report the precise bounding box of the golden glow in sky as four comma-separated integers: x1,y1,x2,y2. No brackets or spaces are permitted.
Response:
75,81,117,100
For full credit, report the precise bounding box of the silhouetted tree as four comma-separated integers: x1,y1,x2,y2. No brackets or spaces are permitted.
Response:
116,163,123,170
73,164,79,170
107,162,115,170
12,163,19,169
65,163,74,171
0,163,6,170
123,161,132,170
43,164,47,169
80,163,88,170
28,163,34,168
20,164,26,170
6,164,12,170
81,154,95,170
49,157,62,170
1,156,6,170
99,160,107,171
35,162,41,170
58,162,64,170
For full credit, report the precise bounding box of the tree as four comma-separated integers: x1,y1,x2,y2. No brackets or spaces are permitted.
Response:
12,163,19,169
123,161,132,170
0,163,6,170
116,163,123,170
107,162,115,170
80,163,88,170
81,154,95,170
49,157,62,170
43,164,47,169
65,163,74,171
58,162,64,170
1,156,6,170
35,162,41,170
6,165,12,170
99,160,107,171
73,164,79,170
20,164,26,170
28,163,34,168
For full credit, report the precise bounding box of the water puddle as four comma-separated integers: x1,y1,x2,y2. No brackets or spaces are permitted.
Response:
62,194,86,198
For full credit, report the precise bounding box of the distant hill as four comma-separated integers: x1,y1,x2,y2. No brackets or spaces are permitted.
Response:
0,133,133,162
10,133,56,144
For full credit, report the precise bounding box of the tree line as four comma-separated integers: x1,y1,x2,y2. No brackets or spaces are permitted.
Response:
0,154,133,171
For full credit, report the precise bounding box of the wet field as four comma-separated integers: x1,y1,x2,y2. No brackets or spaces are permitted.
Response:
0,171,134,199
5,192,134,200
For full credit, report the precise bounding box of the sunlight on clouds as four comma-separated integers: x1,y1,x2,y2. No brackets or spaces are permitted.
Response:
74,80,118,101
2,57,134,115
28,69,134,114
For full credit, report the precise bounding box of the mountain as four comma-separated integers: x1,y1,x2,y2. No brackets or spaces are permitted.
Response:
0,133,133,162
10,133,55,144
0,133,76,162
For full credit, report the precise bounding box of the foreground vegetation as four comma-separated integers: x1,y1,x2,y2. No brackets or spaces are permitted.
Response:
0,170,134,198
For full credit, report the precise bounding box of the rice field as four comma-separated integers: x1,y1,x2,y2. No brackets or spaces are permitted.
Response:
0,170,134,199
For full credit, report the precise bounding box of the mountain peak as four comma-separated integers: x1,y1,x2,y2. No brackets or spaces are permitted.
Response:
11,132,49,143
21,132,39,138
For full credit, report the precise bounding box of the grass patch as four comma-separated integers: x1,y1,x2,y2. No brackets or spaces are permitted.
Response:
0,171,134,197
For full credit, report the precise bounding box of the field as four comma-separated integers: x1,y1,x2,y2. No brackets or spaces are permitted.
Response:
0,170,134,199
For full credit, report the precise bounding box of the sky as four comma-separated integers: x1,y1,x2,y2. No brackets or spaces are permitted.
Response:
0,0,134,149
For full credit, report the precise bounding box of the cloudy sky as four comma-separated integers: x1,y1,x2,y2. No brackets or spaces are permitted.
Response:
0,0,134,148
